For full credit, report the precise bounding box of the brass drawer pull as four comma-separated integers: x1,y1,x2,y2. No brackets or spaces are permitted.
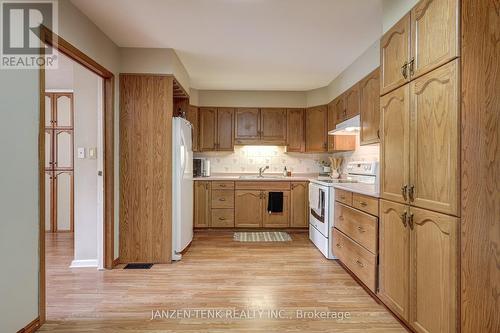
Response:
340,196,346,200
336,243,341,248
355,259,364,268
219,198,226,201
359,201,367,207
219,217,226,221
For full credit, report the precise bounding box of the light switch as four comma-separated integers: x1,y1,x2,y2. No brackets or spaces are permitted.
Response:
77,147,86,159
88,147,97,159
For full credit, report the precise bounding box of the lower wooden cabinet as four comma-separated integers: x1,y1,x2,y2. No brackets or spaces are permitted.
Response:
378,200,458,333
235,190,263,227
290,182,309,227
194,181,211,228
262,191,290,228
211,209,234,228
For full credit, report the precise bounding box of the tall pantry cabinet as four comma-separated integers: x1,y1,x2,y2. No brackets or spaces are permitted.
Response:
378,0,459,332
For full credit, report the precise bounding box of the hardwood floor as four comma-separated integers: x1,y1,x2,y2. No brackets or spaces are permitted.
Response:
41,231,406,332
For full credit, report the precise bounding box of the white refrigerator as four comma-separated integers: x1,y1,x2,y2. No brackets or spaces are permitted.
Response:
172,117,194,260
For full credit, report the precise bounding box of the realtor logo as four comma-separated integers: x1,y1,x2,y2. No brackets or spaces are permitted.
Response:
1,0,58,69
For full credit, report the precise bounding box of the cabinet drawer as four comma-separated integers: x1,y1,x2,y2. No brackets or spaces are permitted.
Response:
211,190,234,208
211,209,234,228
212,181,235,190
334,202,378,253
332,228,377,292
352,193,379,216
335,189,353,205
235,181,291,191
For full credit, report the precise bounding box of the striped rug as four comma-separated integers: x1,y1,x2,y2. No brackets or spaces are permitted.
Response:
233,231,292,242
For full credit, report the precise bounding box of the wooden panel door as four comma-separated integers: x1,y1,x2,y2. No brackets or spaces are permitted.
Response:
235,190,262,228
55,130,73,170
45,171,53,231
45,130,53,169
286,108,305,152
45,93,53,127
235,108,260,144
381,13,411,95
194,181,211,228
54,93,73,128
378,200,410,321
290,182,308,227
410,0,459,79
305,105,327,152
199,107,217,151
262,191,290,228
217,108,234,151
260,108,287,144
345,83,361,119
409,207,458,333
186,105,199,152
360,68,381,145
410,60,459,216
380,85,410,204
55,171,73,232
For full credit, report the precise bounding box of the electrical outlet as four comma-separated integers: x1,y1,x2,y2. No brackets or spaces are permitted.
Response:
77,147,86,159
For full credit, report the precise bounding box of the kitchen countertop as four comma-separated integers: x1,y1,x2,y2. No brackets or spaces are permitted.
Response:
330,183,380,198
193,173,317,182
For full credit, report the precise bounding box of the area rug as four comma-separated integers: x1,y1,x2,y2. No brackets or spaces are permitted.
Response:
233,231,292,242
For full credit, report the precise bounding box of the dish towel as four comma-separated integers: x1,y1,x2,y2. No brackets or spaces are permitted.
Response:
267,192,284,214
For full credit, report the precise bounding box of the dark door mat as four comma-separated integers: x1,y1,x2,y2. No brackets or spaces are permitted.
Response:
124,263,153,269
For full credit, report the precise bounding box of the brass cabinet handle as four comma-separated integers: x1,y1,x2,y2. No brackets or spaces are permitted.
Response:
400,211,408,227
357,226,365,233
409,58,415,77
340,195,346,200
219,217,226,221
401,61,409,79
359,201,367,207
336,243,342,248
408,212,414,230
355,259,364,268
401,185,408,201
408,185,415,202
219,198,226,201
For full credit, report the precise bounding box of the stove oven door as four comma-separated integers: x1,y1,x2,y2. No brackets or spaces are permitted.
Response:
308,183,328,237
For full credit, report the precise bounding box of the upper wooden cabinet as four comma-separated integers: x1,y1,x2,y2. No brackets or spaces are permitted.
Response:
409,60,459,216
260,108,287,144
286,108,305,152
186,105,199,152
199,107,234,152
305,105,327,152
234,108,260,143
359,68,381,145
345,83,361,119
410,0,459,79
380,85,410,204
381,13,411,95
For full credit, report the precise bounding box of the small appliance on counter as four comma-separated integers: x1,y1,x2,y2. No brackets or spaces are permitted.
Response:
193,158,211,177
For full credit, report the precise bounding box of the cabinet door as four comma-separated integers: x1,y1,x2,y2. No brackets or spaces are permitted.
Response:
54,93,73,128
378,200,410,321
194,181,211,228
305,105,327,152
410,60,459,215
235,190,262,227
331,136,356,152
328,96,345,151
55,130,73,170
45,93,53,127
55,171,73,232
260,108,287,144
360,68,381,145
199,107,217,151
345,83,360,119
262,191,290,228
45,171,54,231
410,0,459,79
381,13,411,95
186,105,199,152
409,207,458,333
217,108,234,151
45,130,53,170
235,108,260,144
286,108,305,152
380,85,410,204
290,182,308,227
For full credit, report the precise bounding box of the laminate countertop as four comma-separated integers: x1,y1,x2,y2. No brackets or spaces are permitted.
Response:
330,183,380,198
193,173,316,182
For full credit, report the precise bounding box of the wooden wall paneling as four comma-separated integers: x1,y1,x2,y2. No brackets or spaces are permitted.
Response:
119,74,172,263
460,1,500,332
286,108,305,152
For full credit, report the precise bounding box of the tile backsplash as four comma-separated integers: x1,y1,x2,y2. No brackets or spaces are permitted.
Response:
194,146,330,174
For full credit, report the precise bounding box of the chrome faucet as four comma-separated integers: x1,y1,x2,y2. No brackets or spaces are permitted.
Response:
258,165,269,177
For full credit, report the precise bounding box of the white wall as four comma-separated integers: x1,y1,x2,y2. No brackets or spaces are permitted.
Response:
194,89,307,108
382,0,419,33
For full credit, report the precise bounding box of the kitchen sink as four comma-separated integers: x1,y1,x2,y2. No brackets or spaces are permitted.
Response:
238,175,285,180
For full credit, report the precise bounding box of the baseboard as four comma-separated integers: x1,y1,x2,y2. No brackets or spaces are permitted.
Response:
17,317,40,333
70,259,98,268
112,257,120,267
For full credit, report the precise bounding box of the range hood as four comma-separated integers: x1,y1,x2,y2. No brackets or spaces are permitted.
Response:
328,115,360,135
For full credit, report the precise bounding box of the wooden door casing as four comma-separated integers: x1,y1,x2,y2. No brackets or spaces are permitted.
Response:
290,182,308,227
235,190,263,228
360,68,381,145
381,13,411,96
260,108,287,144
410,60,459,216
378,200,410,321
410,0,459,80
199,107,217,151
235,108,260,144
380,85,410,204
216,108,234,151
305,105,328,152
286,108,305,152
409,206,458,333
262,191,290,228
194,181,211,228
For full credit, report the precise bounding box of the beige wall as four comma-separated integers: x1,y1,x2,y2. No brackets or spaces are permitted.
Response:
382,0,419,33
194,89,307,108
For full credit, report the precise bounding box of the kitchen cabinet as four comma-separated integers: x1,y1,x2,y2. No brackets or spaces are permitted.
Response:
330,94,345,126
199,107,234,151
344,83,361,119
359,68,381,145
410,60,459,215
290,182,309,227
329,136,356,153
235,190,263,228
305,105,327,152
380,85,410,204
186,105,199,152
286,108,305,152
262,191,290,228
335,202,378,254
194,181,211,228
378,200,410,321
260,108,287,144
380,13,411,95
234,108,260,143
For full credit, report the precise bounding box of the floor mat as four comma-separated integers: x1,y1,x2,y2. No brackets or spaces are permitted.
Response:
233,231,292,242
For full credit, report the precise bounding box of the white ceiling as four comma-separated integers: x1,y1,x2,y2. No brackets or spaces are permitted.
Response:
71,0,382,91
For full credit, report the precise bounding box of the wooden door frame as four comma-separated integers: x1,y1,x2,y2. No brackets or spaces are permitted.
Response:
38,26,115,324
